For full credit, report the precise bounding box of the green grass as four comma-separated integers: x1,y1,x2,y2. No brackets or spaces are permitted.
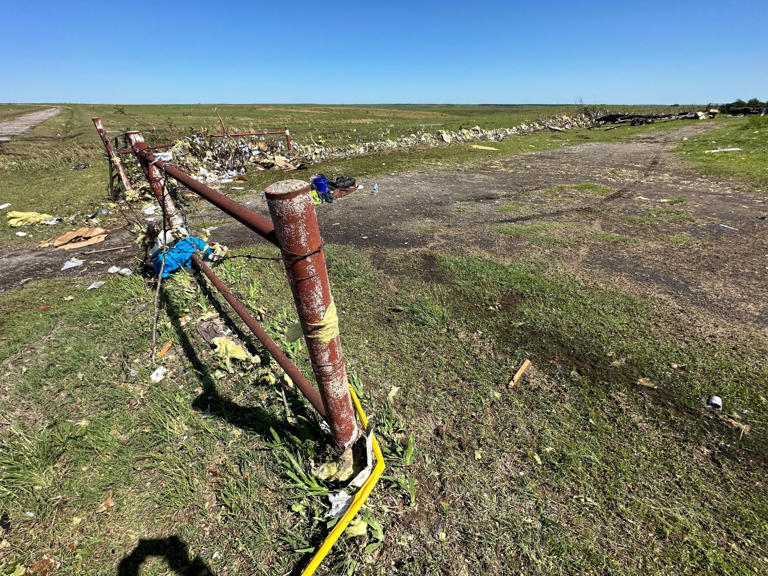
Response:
0,246,766,574
494,201,529,214
498,222,576,246
0,104,693,248
676,115,768,188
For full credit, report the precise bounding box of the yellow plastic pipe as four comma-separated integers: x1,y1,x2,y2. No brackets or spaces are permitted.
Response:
301,387,385,576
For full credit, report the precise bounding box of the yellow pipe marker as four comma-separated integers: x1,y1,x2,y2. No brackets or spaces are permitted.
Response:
301,387,385,576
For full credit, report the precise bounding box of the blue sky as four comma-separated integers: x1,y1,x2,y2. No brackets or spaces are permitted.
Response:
1,0,765,104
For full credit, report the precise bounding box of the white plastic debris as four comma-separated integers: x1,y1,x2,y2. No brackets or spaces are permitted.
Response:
61,257,84,271
707,395,723,410
15,231,27,237
44,217,62,225
704,148,742,154
0,203,11,210
326,491,353,518
150,366,168,383
107,266,132,276
152,151,173,162
87,281,105,290
141,204,158,215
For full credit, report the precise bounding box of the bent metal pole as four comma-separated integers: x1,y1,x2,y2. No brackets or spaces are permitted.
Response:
125,132,188,235
265,180,358,451
92,117,134,199
126,132,327,418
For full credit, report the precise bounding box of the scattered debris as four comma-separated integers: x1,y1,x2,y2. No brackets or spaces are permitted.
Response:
15,231,27,237
704,147,742,154
7,211,55,227
0,512,10,532
54,227,107,250
471,144,499,151
157,338,174,359
87,281,105,290
28,554,60,576
61,257,84,271
94,489,115,513
0,203,10,210
150,366,168,383
707,395,723,410
595,110,716,125
141,204,158,216
344,518,368,538
107,266,132,276
509,359,532,387
636,377,658,389
719,224,738,231
211,336,254,373
152,236,213,278
327,491,353,518
43,217,62,225
72,163,91,170
196,317,231,343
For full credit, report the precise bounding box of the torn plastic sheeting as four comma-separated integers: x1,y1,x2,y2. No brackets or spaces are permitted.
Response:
61,257,84,271
87,281,106,290
151,236,212,278
326,491,353,518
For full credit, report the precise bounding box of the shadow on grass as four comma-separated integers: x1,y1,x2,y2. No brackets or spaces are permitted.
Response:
162,271,322,442
117,536,215,576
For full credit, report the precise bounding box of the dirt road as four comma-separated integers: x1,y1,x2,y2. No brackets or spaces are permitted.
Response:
0,106,60,142
3,124,767,331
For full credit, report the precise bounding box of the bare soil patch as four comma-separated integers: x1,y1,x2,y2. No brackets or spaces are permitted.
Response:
0,106,61,142
4,124,766,333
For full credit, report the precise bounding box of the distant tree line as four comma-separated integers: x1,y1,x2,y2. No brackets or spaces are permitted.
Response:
718,98,767,114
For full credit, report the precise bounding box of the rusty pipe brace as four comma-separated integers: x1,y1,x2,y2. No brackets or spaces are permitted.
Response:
128,136,278,246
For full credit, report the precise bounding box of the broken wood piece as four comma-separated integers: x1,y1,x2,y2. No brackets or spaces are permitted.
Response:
509,359,531,387
156,338,174,359
54,227,107,250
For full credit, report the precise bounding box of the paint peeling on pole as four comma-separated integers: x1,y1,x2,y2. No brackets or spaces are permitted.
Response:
265,179,358,450
92,117,134,199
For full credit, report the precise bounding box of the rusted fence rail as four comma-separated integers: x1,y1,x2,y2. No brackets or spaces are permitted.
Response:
126,130,357,451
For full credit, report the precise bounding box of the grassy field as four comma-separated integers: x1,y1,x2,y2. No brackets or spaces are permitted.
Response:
1,103,691,248
676,114,768,187
1,104,766,575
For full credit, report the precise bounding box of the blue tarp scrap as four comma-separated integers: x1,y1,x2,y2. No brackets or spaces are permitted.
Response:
152,236,212,278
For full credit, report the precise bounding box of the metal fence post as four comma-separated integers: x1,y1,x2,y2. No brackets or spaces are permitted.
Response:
92,117,134,199
264,179,358,451
125,131,188,236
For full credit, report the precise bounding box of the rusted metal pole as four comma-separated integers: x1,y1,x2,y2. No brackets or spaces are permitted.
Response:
284,126,292,150
126,132,188,236
92,117,134,199
126,133,326,417
265,180,358,451
191,255,327,418
129,137,278,246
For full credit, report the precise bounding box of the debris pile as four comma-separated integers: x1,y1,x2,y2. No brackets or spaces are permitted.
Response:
595,110,718,126
126,113,595,186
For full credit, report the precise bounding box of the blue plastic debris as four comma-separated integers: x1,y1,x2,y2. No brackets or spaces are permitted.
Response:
152,236,212,278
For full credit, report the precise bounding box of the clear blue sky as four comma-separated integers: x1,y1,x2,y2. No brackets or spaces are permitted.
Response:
1,0,765,104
